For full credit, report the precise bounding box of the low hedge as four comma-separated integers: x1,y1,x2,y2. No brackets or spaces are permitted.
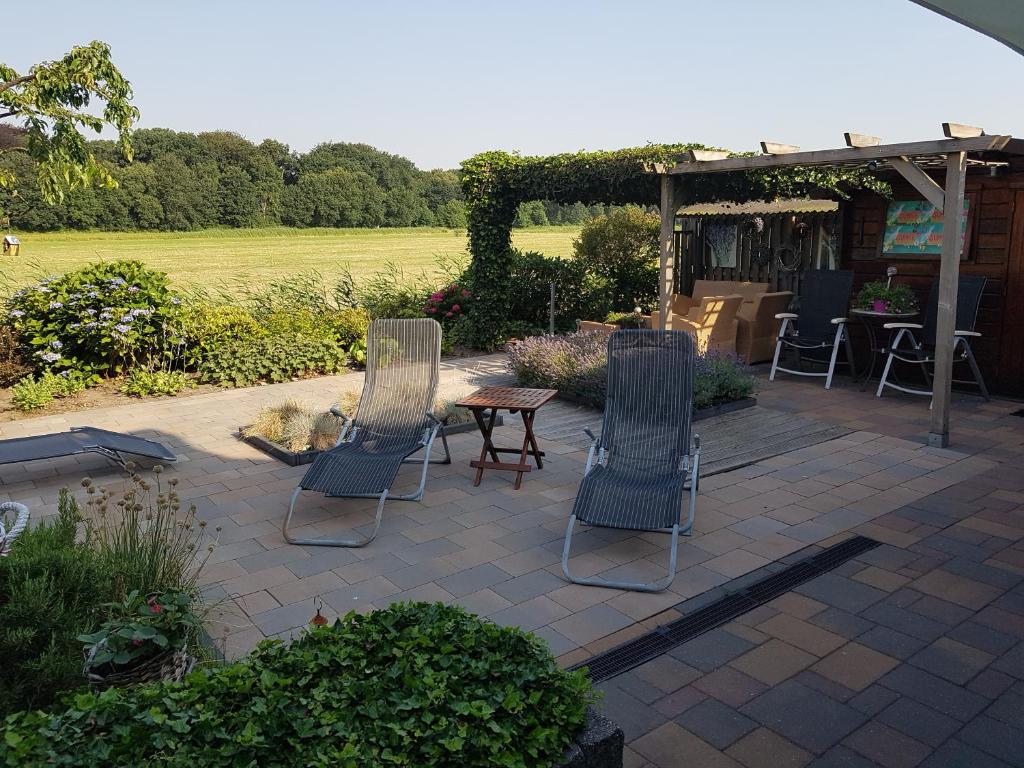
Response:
507,331,757,409
1,602,593,767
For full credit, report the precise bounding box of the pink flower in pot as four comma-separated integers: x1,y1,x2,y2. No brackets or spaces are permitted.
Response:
872,299,887,312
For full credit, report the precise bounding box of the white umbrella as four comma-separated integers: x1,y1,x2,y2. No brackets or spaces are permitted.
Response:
911,0,1024,56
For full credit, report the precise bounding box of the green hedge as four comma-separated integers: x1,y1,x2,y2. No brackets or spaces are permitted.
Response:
1,602,592,768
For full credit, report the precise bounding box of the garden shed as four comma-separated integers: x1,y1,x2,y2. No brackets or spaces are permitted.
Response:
657,127,1024,446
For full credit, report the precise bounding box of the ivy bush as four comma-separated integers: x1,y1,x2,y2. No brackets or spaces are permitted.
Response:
460,144,890,348
507,332,756,410
6,261,184,376
1,602,593,768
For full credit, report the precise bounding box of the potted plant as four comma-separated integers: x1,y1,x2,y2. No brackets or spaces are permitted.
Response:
79,589,202,689
603,308,646,329
854,281,918,314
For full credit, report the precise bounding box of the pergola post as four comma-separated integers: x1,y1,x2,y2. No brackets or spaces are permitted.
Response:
658,174,676,328
928,150,967,448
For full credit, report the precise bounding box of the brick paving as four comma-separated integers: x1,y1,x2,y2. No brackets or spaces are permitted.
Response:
597,451,1024,768
1,355,1022,765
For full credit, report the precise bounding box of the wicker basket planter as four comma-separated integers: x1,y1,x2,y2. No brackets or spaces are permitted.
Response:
84,643,196,690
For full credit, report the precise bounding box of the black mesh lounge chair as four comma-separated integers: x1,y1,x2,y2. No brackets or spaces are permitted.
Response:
561,329,701,593
769,269,856,389
0,426,176,470
282,318,450,548
876,276,989,401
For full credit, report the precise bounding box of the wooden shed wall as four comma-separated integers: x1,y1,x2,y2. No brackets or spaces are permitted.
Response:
842,169,1024,397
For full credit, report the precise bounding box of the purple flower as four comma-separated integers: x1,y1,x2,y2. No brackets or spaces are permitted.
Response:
170,297,181,305
114,323,132,334
38,351,61,363
48,301,63,310
127,285,140,293
49,340,62,349
8,309,24,318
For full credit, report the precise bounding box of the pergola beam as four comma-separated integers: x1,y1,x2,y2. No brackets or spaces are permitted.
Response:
943,122,984,138
844,133,881,147
888,156,946,210
760,141,800,154
668,135,1011,174
658,175,676,329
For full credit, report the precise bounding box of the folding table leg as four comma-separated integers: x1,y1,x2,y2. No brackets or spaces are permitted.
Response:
471,407,499,487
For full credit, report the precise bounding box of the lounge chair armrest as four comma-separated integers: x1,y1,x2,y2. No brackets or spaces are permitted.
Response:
775,312,798,320
882,322,924,330
831,317,848,325
955,330,981,337
583,427,597,444
328,406,353,426
425,411,447,427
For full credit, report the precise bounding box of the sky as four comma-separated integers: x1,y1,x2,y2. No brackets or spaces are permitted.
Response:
5,0,1024,170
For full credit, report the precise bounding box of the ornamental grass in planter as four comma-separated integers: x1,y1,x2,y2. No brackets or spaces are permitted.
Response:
507,331,757,410
1,602,595,768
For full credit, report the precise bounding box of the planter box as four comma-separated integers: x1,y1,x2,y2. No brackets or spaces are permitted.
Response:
241,418,496,467
693,396,757,422
558,707,624,768
557,392,757,420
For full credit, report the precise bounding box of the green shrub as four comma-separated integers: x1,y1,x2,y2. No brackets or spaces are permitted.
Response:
11,370,94,411
11,375,53,410
572,205,660,312
604,310,645,329
356,262,433,319
180,303,265,367
6,261,184,376
1,602,592,767
119,369,194,397
507,333,757,410
200,335,348,387
0,490,113,715
501,250,614,335
0,326,30,387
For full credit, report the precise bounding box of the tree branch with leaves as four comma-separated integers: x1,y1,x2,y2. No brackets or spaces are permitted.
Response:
0,40,138,211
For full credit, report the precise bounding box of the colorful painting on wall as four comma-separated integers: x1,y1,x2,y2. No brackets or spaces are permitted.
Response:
881,199,970,257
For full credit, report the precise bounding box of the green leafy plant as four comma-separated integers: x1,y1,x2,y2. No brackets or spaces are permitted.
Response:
179,302,265,367
199,335,348,387
78,590,203,671
6,260,184,376
854,281,918,314
1,602,593,767
11,369,94,411
605,310,646,329
119,369,193,397
0,490,114,715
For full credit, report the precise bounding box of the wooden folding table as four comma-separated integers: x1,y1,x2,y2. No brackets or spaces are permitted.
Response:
455,386,557,489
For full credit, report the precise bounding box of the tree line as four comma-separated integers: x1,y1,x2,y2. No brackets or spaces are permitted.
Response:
0,126,610,232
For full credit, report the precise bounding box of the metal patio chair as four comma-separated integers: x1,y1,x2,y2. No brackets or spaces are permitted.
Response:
769,270,856,389
561,329,701,593
876,275,990,402
282,318,450,548
0,427,176,471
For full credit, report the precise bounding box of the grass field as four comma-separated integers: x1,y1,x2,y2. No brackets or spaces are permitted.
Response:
0,226,580,292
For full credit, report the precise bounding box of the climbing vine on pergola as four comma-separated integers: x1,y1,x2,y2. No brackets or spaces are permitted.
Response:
459,144,889,347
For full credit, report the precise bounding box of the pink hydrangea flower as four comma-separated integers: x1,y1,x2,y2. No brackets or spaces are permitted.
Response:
461,289,471,298
451,304,460,312
445,311,453,317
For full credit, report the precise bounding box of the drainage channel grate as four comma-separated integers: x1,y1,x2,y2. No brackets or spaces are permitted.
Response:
571,535,880,683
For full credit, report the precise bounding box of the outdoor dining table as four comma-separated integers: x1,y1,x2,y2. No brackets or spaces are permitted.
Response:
454,386,557,490
850,308,919,390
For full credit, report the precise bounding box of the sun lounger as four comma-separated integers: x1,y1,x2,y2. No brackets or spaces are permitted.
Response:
0,426,176,470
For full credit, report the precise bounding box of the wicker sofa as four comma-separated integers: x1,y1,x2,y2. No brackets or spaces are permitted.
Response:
656,280,793,361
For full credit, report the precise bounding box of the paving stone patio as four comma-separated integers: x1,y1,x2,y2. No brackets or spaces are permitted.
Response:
1,355,1022,765
599,451,1024,767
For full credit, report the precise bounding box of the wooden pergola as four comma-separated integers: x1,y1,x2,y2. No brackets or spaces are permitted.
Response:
653,124,1024,448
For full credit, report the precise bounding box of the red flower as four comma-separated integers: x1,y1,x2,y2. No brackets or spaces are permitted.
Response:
445,311,454,317
148,599,163,614
132,639,142,646
451,304,460,312
461,289,471,298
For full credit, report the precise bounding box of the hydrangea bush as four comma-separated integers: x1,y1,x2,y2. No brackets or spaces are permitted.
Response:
7,261,184,376
507,331,757,410
424,282,471,322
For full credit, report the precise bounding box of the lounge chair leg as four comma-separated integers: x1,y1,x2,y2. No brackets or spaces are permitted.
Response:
963,342,990,401
282,486,387,548
768,321,787,382
682,440,700,536
876,352,895,398
437,426,452,463
561,514,680,593
825,325,844,390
